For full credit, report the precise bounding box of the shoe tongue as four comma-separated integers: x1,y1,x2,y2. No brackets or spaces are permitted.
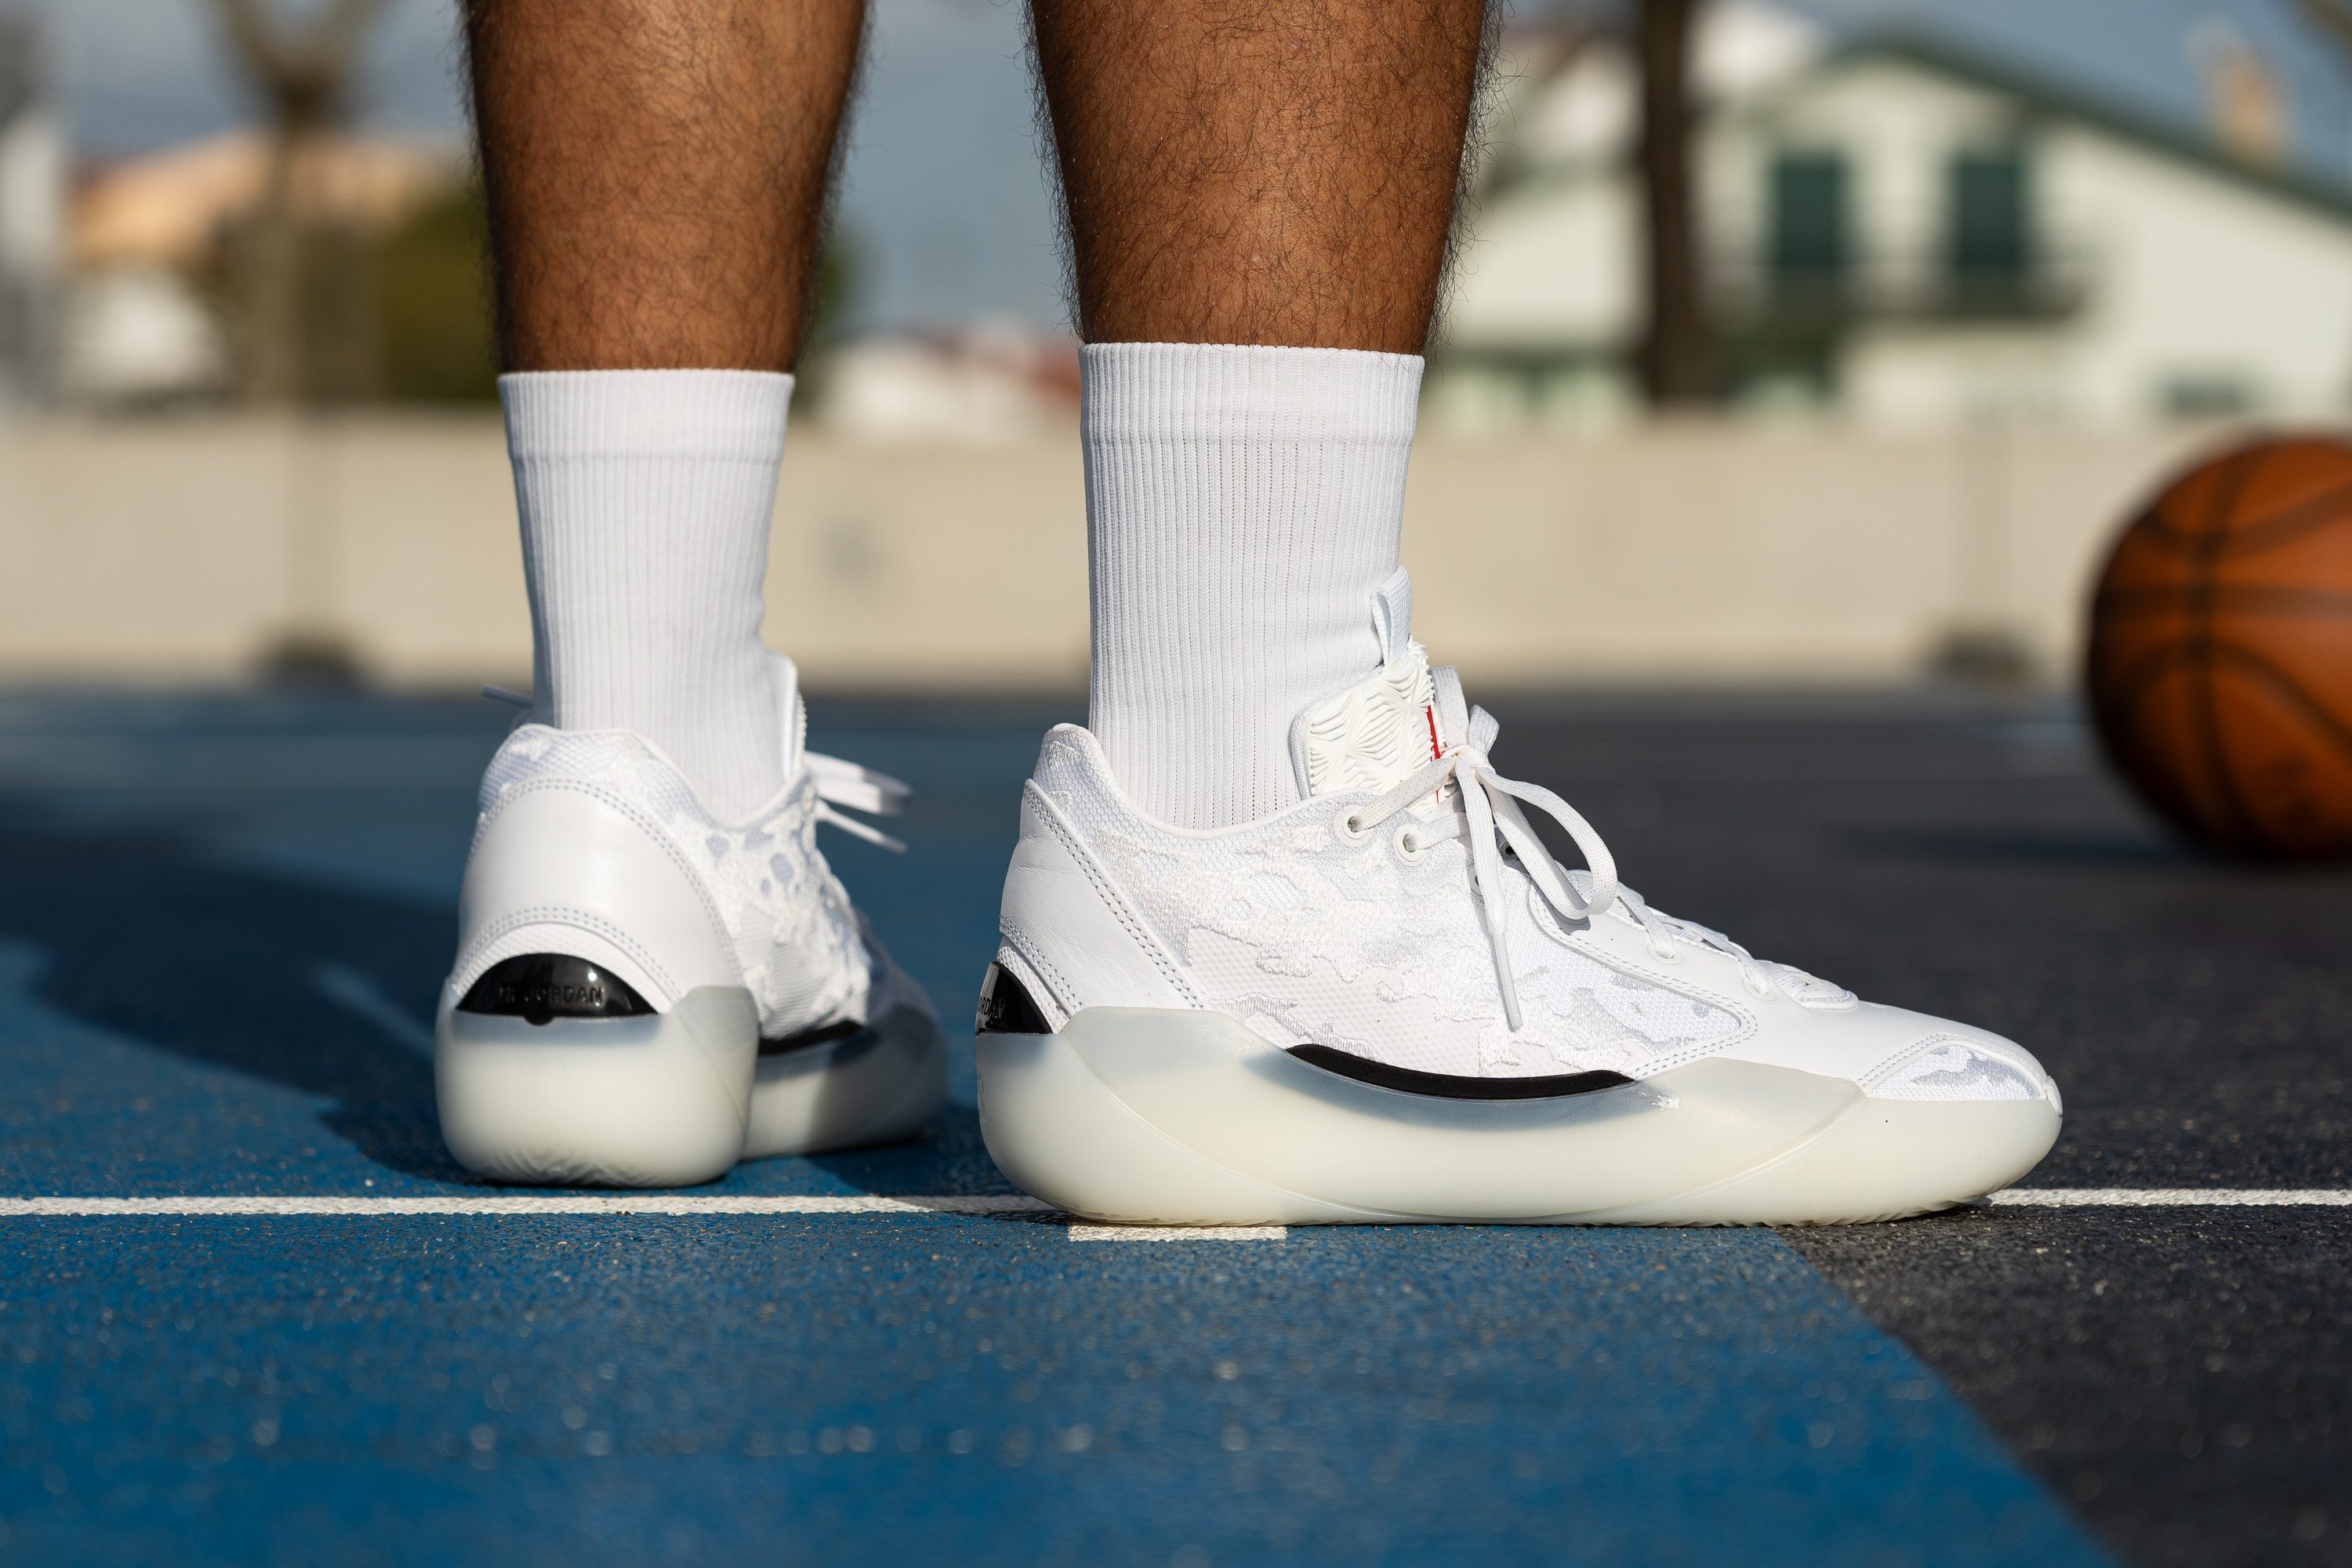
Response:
1292,644,1440,798
1288,564,1436,798
1292,568,1489,798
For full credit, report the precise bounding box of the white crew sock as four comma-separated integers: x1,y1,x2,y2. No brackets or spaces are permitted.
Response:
1082,342,1425,829
503,368,792,822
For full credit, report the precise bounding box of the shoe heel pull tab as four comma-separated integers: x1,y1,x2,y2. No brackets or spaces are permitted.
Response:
1371,568,1414,666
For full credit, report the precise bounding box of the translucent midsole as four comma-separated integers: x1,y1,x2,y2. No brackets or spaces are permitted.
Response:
744,996,948,1159
978,1007,2060,1225
435,986,758,1187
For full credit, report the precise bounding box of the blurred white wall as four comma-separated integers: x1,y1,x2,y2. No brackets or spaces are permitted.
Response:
0,415,2234,691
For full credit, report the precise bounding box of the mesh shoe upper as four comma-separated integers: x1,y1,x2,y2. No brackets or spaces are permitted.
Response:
1030,725,1742,1079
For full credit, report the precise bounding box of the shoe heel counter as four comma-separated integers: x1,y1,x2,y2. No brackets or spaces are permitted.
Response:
452,779,738,1008
996,782,1193,1018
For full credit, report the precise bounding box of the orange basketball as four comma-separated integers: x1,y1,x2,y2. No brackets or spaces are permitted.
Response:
2085,436,2352,858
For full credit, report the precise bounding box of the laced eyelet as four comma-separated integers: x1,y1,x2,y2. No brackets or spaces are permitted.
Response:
1333,808,1373,847
1650,942,1679,963
1393,822,1428,866
1743,975,1774,999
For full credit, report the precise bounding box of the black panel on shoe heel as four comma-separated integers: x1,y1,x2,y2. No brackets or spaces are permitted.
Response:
1287,1044,1633,1101
975,963,1052,1035
458,955,653,1025
760,1019,862,1057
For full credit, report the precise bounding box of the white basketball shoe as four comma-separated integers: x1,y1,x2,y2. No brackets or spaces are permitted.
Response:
976,575,2060,1225
436,655,946,1186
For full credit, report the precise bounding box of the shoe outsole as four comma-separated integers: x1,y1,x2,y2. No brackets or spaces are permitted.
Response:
977,1007,2061,1226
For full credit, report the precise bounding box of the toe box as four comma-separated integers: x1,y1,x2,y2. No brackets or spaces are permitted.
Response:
1860,1029,2062,1113
1715,1000,2062,1112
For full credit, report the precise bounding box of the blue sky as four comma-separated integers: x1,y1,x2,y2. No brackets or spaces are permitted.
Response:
18,0,2352,333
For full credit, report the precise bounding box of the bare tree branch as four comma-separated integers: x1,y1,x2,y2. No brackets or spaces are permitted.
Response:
216,0,390,129
208,0,393,403
2295,0,2352,63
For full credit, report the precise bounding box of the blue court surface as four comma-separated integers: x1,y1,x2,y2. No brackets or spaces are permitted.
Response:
0,688,2344,1566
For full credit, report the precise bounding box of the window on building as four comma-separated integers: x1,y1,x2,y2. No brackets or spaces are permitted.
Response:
1947,148,2033,305
1769,151,1850,300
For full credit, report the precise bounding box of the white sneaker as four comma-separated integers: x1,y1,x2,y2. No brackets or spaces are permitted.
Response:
436,656,946,1186
976,575,2060,1225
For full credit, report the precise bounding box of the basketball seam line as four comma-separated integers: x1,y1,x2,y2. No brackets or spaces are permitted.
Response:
2092,585,2352,622
2136,471,2352,558
2188,450,2259,845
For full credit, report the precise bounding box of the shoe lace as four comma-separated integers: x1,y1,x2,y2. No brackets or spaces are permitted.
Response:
806,753,910,852
478,684,913,852
1340,704,1775,1031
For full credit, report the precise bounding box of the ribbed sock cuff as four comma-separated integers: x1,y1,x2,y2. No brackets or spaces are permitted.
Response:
1080,342,1423,445
501,368,793,459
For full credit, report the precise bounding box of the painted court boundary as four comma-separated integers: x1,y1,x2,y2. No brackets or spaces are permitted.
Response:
1983,1188,2352,1207
0,1189,2341,1225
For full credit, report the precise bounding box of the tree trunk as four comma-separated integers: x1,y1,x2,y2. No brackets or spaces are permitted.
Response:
241,123,305,405
1637,0,1715,405
212,0,388,406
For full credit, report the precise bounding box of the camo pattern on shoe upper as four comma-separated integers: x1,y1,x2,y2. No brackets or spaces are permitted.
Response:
1860,1035,2049,1102
1029,725,1748,1080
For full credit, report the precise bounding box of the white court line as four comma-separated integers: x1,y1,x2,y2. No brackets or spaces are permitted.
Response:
0,1194,1283,1240
1987,1189,2352,1207
1070,1225,1288,1241
0,1191,2343,1225
0,1195,1051,1218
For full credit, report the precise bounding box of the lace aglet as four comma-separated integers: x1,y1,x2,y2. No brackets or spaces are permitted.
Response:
805,753,913,815
815,802,907,854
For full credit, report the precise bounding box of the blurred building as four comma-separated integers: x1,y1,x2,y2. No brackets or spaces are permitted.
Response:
62,131,463,405
0,15,63,408
1439,2,2352,430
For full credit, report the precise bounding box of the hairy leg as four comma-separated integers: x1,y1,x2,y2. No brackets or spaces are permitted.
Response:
1028,0,1491,352
1033,0,1487,829
463,0,866,371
